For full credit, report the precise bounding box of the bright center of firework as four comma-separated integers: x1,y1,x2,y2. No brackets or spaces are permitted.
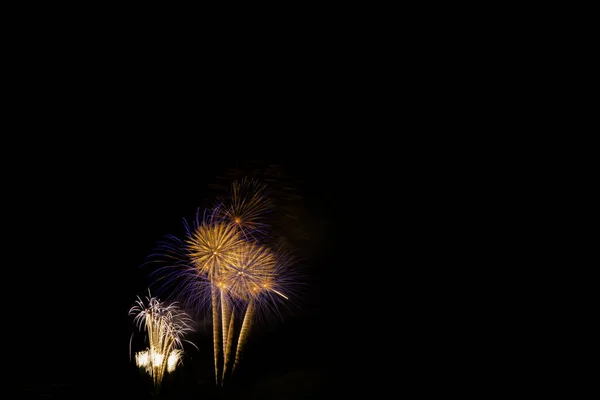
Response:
234,217,241,223
213,251,218,255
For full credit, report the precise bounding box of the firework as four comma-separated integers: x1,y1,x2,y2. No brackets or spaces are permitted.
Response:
167,348,183,373
223,242,276,301
219,242,299,378
185,213,245,385
144,174,303,387
216,242,273,383
232,298,255,374
212,177,272,242
221,286,232,373
185,220,243,281
249,241,304,325
146,210,244,385
146,229,212,316
221,307,236,384
129,293,195,388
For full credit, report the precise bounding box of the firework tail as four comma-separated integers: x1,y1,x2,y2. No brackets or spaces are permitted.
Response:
221,308,236,385
159,334,176,388
212,284,221,386
220,288,232,385
153,318,173,388
233,299,255,374
221,288,231,360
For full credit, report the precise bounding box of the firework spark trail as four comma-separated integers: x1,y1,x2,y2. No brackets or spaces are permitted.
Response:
221,287,231,361
221,308,235,385
145,232,213,316
251,241,305,327
233,299,255,374
211,284,221,386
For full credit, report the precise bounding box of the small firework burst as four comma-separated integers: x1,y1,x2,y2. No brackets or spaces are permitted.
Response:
129,292,195,388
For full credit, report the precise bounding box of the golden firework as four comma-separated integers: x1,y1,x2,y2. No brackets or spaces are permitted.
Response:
186,221,243,280
213,177,271,242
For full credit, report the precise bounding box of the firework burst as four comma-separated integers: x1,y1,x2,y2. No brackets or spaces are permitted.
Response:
185,220,243,281
129,292,195,389
223,242,276,302
212,177,272,242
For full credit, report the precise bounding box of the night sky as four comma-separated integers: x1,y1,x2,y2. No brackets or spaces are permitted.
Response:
18,150,346,399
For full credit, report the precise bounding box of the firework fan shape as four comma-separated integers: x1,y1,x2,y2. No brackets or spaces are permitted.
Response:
129,292,196,389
